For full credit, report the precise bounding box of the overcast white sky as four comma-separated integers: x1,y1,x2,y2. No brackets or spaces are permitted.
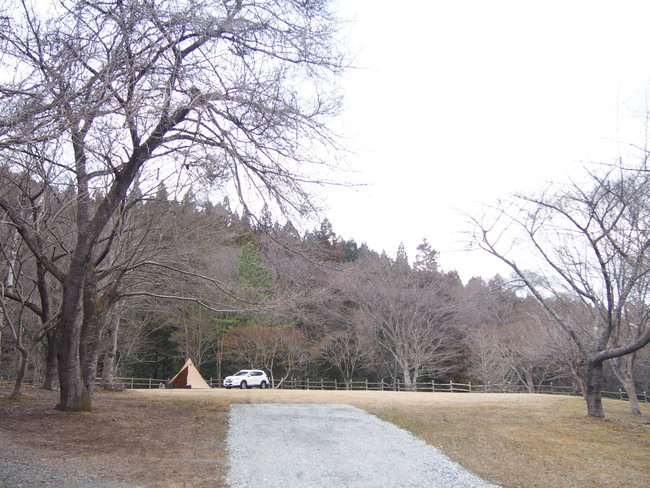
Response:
323,0,650,282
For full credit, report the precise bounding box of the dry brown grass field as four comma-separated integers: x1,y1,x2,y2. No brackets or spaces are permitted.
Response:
1,384,649,487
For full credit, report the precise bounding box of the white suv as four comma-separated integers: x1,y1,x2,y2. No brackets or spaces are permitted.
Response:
223,369,269,389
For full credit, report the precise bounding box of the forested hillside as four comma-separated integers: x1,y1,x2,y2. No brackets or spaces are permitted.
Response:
2,177,648,402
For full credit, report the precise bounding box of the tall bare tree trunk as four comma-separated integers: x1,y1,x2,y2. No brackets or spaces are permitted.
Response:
611,355,641,415
79,270,104,400
57,269,90,411
101,308,120,388
215,339,223,383
43,328,59,390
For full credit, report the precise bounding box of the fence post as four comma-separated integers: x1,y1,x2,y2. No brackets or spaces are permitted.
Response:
431,380,435,392
468,381,471,392
450,379,453,393
334,378,337,390
130,377,134,389
365,379,368,390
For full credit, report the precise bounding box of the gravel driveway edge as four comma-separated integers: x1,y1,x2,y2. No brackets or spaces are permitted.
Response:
226,403,500,488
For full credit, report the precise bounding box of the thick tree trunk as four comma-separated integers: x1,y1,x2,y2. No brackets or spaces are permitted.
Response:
43,328,59,390
79,270,103,400
79,316,102,400
402,366,415,391
57,272,90,411
57,318,89,411
585,359,605,418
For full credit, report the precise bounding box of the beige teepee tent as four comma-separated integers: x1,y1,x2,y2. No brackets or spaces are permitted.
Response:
167,358,211,389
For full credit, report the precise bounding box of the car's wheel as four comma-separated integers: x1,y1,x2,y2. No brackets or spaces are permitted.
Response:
240,381,247,389
260,381,267,389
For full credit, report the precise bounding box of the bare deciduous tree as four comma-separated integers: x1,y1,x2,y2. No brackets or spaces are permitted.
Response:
0,0,346,411
471,166,650,417
608,278,650,414
222,324,307,387
0,169,60,396
348,257,460,390
465,323,515,390
317,329,366,389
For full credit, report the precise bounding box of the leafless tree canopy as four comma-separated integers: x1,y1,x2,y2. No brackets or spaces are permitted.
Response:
0,0,345,209
471,166,650,417
0,0,347,411
344,256,461,390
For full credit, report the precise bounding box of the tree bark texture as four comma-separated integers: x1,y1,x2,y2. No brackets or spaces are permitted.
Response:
101,310,120,387
43,329,60,390
79,270,103,400
585,360,605,418
10,345,29,398
57,269,91,411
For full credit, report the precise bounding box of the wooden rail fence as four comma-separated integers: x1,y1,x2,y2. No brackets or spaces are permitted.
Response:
107,376,650,403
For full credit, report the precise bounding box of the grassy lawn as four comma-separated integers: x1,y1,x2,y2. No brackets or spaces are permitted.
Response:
140,389,650,488
2,384,649,488
356,394,650,488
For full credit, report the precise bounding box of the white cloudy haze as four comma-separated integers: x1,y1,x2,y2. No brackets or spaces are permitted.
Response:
322,0,650,282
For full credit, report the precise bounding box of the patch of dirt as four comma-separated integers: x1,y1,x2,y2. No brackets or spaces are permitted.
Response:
0,384,230,488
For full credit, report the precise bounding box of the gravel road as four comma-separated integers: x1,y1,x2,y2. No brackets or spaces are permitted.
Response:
226,403,500,488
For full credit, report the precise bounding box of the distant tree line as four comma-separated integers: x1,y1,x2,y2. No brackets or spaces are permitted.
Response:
2,172,649,417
